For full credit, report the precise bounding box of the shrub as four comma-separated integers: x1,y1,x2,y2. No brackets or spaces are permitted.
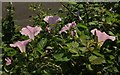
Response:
2,2,120,75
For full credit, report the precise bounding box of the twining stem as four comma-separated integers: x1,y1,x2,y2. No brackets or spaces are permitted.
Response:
60,2,76,17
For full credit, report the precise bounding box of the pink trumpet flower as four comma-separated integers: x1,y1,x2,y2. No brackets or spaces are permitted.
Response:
43,16,61,24
59,21,76,34
10,39,31,53
91,28,115,45
59,25,70,34
68,21,76,27
5,57,11,65
20,26,42,40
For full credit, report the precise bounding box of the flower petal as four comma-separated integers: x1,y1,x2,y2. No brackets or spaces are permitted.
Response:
20,27,31,36
98,32,108,42
59,21,76,34
20,26,34,39
20,25,42,40
91,28,116,44
43,16,61,24
10,44,17,47
5,57,11,65
21,39,31,45
71,30,77,37
10,40,31,53
15,42,25,53
34,26,42,36
109,36,116,41
91,28,98,35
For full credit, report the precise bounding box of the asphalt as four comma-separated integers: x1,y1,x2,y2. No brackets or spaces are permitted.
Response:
2,2,63,26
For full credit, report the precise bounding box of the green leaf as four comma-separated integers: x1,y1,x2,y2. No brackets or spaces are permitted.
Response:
107,60,114,64
86,64,93,71
62,57,70,61
69,48,77,53
53,53,69,61
36,38,47,54
108,31,114,35
79,47,87,53
53,53,64,59
112,67,119,72
89,55,98,62
93,51,104,58
77,23,87,29
67,42,79,55
67,41,79,48
76,28,81,36
109,55,115,60
89,21,98,25
89,55,105,64
5,48,17,56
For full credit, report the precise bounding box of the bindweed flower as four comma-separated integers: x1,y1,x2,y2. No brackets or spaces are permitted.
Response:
10,39,31,53
71,30,77,37
59,25,70,34
5,57,11,66
76,11,82,21
76,11,80,16
43,16,61,24
68,21,76,27
20,26,42,40
45,25,51,33
91,28,115,46
59,21,76,34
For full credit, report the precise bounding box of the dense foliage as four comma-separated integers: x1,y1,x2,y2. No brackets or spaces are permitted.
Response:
2,2,120,75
